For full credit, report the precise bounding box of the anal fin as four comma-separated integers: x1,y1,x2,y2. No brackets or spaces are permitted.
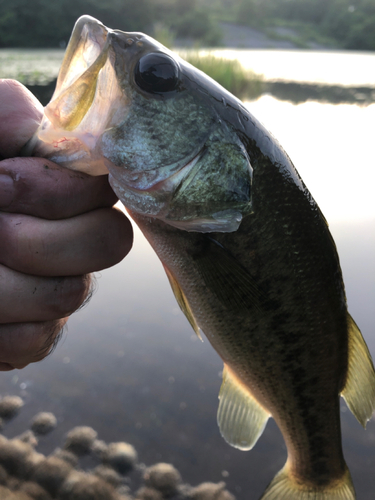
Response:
341,313,375,427
217,364,270,450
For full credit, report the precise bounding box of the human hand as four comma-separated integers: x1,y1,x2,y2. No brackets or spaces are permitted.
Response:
0,80,133,371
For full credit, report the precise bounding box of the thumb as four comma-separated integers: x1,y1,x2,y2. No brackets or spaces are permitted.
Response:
0,79,43,158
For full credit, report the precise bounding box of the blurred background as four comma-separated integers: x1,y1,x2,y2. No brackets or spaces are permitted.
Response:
1,0,375,51
0,1,374,499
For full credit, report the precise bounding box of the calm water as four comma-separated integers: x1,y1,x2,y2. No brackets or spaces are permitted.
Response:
0,50,374,499
209,49,375,87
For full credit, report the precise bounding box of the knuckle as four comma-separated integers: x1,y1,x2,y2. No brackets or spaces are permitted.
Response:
28,320,67,362
102,209,133,265
0,318,67,368
50,274,93,316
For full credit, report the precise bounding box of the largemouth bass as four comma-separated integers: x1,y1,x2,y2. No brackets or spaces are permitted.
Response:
26,16,375,500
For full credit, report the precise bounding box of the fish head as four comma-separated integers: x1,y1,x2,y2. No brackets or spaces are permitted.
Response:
31,16,253,232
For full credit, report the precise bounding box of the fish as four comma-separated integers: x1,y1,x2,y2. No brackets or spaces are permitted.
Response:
25,15,375,500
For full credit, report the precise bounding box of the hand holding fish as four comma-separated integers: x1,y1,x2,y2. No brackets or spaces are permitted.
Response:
0,79,133,371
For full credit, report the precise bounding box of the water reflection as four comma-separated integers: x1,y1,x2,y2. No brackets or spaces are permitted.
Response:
263,81,375,105
248,96,375,223
210,49,375,87
0,97,374,499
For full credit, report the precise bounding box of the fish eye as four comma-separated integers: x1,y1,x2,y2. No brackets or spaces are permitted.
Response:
135,52,179,94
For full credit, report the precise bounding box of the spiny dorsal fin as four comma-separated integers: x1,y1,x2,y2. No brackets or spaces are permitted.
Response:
194,236,266,314
163,265,203,341
341,313,375,427
217,364,270,450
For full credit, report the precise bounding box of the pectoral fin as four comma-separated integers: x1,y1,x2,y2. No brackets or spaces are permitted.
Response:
341,313,375,427
217,364,270,450
163,265,203,341
194,236,266,314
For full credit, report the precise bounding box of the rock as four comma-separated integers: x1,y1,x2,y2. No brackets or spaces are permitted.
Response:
0,484,18,499
23,451,45,476
188,482,235,500
103,442,137,474
18,481,52,500
94,465,122,488
51,448,79,467
31,456,72,497
143,463,181,497
136,486,164,500
59,471,120,500
64,426,98,455
0,463,9,485
31,413,57,435
91,439,108,460
16,431,38,448
117,485,132,498
0,396,24,419
0,436,34,478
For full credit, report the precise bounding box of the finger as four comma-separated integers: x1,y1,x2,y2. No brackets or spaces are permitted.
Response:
0,207,132,276
0,318,68,370
0,157,118,218
0,80,43,158
0,264,92,323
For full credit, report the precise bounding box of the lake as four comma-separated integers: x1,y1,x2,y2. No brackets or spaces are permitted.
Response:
0,49,374,499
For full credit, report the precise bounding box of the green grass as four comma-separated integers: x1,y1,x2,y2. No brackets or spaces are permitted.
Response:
153,24,176,49
182,52,263,99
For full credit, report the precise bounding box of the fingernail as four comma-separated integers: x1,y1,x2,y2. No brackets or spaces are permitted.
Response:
0,174,14,208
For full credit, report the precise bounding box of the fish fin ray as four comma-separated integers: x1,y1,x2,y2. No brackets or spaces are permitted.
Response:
195,237,265,313
217,364,269,450
341,313,375,427
163,265,202,341
261,463,355,500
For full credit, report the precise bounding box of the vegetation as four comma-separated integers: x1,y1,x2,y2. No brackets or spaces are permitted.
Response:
0,0,374,51
183,52,263,98
0,0,221,48
233,0,375,51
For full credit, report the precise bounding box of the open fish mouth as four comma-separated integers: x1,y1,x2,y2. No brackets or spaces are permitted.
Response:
28,16,126,175
48,16,110,132
27,15,209,194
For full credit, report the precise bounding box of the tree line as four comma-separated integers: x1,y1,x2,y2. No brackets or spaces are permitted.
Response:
0,0,221,48
0,0,374,50
235,0,375,50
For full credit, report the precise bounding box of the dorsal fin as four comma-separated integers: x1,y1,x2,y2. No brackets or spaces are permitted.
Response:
341,313,375,427
217,364,270,450
163,264,203,341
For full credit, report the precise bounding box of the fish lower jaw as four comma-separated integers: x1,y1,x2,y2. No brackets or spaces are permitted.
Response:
32,124,109,176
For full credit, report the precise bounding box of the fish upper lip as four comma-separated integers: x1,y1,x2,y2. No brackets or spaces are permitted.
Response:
54,16,109,97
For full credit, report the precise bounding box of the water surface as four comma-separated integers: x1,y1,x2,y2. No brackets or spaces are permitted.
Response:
210,49,375,87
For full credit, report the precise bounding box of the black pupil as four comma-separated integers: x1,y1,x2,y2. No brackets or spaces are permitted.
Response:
135,53,179,93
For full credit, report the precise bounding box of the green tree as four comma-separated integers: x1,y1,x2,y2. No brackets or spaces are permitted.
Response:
0,0,155,47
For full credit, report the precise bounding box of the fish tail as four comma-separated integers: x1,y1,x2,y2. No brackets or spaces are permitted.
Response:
260,463,356,500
